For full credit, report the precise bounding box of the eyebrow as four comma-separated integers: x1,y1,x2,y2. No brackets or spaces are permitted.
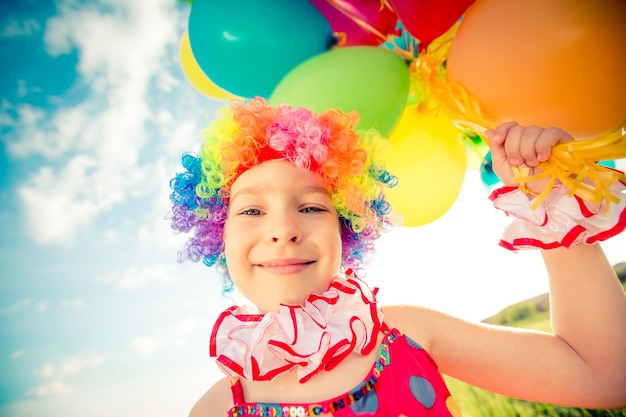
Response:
229,185,331,205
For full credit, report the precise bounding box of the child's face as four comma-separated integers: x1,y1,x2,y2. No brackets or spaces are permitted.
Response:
223,160,343,312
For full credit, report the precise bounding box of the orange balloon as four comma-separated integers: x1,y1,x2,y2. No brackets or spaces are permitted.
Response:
179,31,238,101
447,0,626,138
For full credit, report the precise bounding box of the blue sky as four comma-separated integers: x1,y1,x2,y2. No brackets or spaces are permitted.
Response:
0,1,624,416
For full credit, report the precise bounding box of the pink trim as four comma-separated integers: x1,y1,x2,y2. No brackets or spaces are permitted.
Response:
488,185,519,201
575,194,595,218
499,238,562,251
229,379,245,405
561,224,588,248
587,204,626,244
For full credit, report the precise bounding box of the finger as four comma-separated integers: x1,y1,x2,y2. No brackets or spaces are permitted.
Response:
486,121,518,171
485,121,518,146
504,124,524,166
534,127,572,162
519,125,544,167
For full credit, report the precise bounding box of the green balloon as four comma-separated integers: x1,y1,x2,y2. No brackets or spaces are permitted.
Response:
269,46,410,136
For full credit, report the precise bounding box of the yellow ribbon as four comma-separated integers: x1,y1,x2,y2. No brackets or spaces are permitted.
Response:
411,23,626,211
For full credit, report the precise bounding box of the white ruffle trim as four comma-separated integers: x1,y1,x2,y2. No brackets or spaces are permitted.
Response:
209,271,382,383
490,180,626,251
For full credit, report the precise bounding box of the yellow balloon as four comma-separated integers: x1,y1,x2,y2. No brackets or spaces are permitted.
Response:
383,105,467,227
179,31,238,101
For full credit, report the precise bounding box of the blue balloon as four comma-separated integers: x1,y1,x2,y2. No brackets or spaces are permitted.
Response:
598,159,616,168
188,0,334,98
480,151,502,193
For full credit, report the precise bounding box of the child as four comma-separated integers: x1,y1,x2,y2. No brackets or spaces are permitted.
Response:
169,98,626,416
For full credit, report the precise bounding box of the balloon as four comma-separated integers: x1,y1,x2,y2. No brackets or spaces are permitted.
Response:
479,151,502,193
179,32,238,101
309,0,399,46
598,160,616,169
464,130,490,171
269,46,409,136
447,0,626,138
383,105,467,227
387,0,474,50
188,0,333,98
383,21,420,59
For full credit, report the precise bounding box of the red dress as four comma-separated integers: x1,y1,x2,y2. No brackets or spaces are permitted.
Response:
225,325,461,417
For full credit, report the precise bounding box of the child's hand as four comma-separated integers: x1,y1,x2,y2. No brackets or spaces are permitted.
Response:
485,122,574,194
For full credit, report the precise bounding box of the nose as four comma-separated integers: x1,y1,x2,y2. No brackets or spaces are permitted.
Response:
269,213,302,244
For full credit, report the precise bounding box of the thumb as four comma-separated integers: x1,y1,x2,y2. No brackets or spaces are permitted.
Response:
485,128,507,171
485,122,518,185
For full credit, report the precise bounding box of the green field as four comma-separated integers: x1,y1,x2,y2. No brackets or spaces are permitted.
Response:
446,264,626,416
447,375,626,417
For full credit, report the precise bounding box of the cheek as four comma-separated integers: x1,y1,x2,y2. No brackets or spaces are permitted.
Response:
334,237,343,268
329,222,343,268
222,223,240,276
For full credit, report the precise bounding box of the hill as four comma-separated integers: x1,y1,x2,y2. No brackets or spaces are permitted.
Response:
483,262,626,328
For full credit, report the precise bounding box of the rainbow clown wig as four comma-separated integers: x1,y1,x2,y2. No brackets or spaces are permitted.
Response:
168,97,397,292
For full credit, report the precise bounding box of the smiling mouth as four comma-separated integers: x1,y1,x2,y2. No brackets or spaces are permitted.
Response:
257,260,315,267
255,260,315,273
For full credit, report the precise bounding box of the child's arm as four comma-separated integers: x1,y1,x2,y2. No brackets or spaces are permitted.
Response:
188,377,232,417
387,252,626,409
386,122,626,408
486,123,626,398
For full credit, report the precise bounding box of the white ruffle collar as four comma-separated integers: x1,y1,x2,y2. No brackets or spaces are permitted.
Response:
209,270,383,383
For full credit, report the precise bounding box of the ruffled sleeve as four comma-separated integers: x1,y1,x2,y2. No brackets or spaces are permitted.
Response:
490,178,626,251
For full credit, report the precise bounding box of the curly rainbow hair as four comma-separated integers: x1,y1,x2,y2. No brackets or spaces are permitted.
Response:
168,98,397,292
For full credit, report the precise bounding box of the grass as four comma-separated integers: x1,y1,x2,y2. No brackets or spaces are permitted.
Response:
446,377,626,417
446,276,626,416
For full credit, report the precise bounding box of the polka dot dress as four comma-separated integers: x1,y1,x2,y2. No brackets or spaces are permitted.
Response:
227,327,462,416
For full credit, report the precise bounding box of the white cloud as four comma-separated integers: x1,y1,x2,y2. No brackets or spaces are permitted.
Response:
6,103,87,158
59,298,85,309
35,354,104,380
0,298,58,314
130,336,157,359
98,263,179,289
36,364,55,379
0,99,15,126
26,380,75,398
156,317,197,347
130,317,199,359
1,19,41,37
0,298,34,315
102,229,119,242
137,116,207,251
6,0,186,245
18,153,127,245
12,350,24,359
29,354,104,401
34,300,49,312
17,79,43,98
45,0,181,88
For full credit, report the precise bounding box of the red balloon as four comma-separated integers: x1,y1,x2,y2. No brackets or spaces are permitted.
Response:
310,0,399,46
387,0,474,50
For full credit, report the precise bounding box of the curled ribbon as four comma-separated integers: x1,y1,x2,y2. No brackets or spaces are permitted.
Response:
326,0,416,60
411,23,626,211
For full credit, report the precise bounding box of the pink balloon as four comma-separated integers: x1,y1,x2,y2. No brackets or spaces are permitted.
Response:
310,0,399,46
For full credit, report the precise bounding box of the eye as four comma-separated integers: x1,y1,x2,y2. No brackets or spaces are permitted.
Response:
300,206,327,214
239,208,262,216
